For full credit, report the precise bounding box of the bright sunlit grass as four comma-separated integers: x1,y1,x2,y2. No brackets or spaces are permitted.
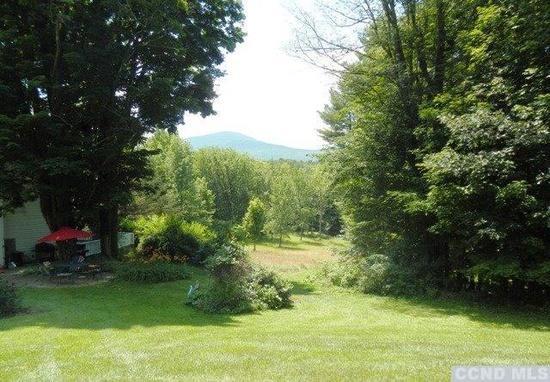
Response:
0,238,549,381
248,234,346,272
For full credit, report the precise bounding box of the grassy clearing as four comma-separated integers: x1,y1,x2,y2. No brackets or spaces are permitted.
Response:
249,234,345,272
0,237,549,381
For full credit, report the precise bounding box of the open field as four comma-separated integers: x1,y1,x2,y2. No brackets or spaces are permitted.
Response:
1,237,549,381
248,235,346,272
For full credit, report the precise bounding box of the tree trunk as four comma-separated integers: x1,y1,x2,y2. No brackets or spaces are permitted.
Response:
99,207,119,258
40,193,77,261
253,241,256,251
433,0,446,93
381,0,407,71
40,193,75,232
279,234,282,248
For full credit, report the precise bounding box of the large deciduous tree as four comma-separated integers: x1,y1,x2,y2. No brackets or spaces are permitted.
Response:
296,0,549,300
420,0,550,296
0,0,244,257
311,0,453,286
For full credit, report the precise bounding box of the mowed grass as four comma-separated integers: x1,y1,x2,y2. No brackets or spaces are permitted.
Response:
0,237,549,381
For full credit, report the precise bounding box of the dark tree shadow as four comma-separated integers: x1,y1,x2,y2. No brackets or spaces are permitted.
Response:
260,237,328,250
290,280,317,296
371,293,550,332
0,280,239,332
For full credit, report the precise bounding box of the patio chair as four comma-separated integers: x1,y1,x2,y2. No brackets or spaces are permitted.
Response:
68,255,101,279
40,262,54,279
68,255,87,273
40,261,74,284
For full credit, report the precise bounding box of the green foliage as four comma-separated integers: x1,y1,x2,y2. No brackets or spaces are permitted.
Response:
318,0,549,301
229,224,248,242
191,177,217,226
193,148,266,223
132,215,216,264
250,267,292,310
322,250,433,297
106,261,188,283
242,197,266,249
265,164,300,244
0,280,20,317
422,109,548,266
130,215,171,238
188,242,292,313
417,0,550,293
130,132,216,226
188,242,253,313
128,132,341,244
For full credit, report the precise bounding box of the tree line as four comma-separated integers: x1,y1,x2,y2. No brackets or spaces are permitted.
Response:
126,131,342,247
298,0,549,302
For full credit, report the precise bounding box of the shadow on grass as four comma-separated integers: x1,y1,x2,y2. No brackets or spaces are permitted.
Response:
258,236,332,251
291,280,317,296
371,293,550,332
270,246,304,251
259,243,333,253
0,280,239,332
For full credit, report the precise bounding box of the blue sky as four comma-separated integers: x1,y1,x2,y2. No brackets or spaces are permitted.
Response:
179,0,334,150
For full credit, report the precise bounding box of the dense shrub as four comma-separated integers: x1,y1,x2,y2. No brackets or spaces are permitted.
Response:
188,242,292,313
131,215,216,264
251,267,292,310
107,261,188,283
0,280,20,317
189,242,252,313
322,249,434,296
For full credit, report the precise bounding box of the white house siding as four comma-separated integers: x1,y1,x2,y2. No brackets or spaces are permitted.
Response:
4,200,50,256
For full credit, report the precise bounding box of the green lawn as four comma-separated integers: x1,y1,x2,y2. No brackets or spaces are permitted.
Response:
1,237,549,381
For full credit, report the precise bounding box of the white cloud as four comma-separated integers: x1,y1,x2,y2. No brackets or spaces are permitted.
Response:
179,0,334,150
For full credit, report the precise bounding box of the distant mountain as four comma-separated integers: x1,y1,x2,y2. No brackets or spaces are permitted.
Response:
187,131,318,161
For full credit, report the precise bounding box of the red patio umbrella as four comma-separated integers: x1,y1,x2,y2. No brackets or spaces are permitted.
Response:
37,227,93,243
